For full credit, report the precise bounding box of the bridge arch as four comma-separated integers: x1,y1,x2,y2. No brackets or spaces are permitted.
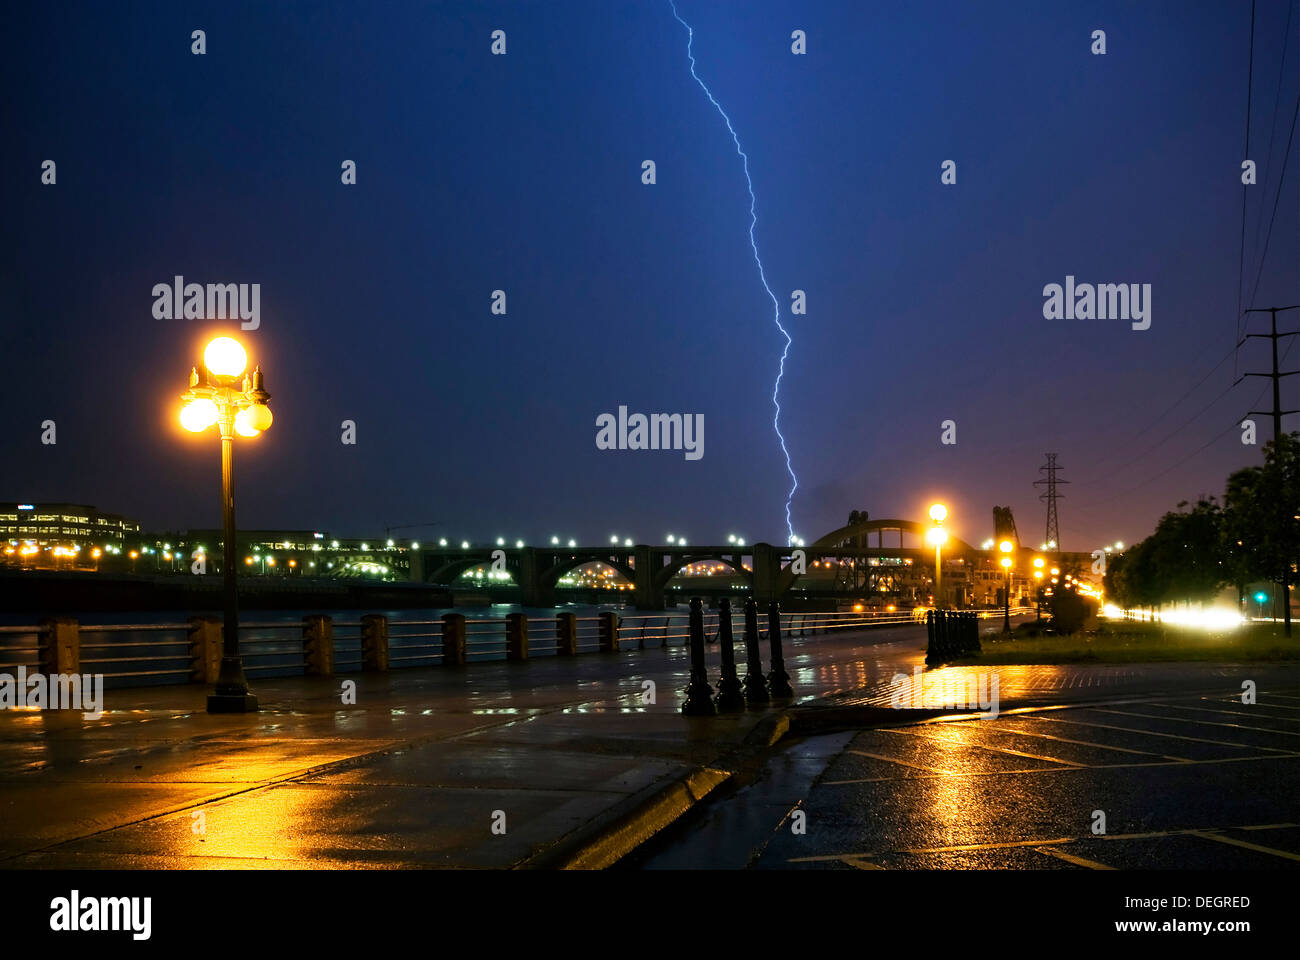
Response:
808,517,977,555
426,555,513,586
538,556,636,591
653,553,753,593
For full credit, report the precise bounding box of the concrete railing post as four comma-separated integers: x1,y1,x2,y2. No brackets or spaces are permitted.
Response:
361,614,390,671
39,617,79,676
303,614,335,676
555,612,577,656
442,613,466,665
598,611,619,652
187,616,222,683
681,597,716,716
506,613,529,661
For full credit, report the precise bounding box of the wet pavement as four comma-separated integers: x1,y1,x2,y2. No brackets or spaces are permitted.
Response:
638,685,1300,869
2,617,1295,869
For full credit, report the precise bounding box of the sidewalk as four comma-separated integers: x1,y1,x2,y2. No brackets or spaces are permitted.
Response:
2,620,1290,869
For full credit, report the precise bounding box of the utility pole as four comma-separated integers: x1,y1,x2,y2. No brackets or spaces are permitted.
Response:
1241,305,1300,638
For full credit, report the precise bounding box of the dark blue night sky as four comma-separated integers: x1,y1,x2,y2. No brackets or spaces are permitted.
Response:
3,0,1297,551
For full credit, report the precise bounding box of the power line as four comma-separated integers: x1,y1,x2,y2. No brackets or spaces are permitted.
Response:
1075,343,1238,483
1246,88,1300,311
1073,336,1300,513
1235,0,1257,374
1247,0,1295,278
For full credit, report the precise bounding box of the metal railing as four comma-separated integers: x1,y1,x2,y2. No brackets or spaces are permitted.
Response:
0,604,937,690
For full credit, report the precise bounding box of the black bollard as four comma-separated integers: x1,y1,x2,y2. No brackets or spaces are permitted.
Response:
713,598,746,711
925,609,939,666
742,597,770,708
766,600,794,700
681,597,717,716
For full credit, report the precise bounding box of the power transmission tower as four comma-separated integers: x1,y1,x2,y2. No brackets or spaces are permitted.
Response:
1033,454,1068,550
1240,304,1300,637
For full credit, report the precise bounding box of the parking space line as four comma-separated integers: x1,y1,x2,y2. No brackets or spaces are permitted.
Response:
785,822,1300,864
1024,714,1297,752
820,752,1295,785
844,749,953,775
879,727,1086,766
1092,707,1300,738
1188,830,1300,863
940,720,1191,761
1034,846,1115,869
1200,696,1300,714
1163,702,1300,723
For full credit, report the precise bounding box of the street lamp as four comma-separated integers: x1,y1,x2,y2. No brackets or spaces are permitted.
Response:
998,540,1014,632
180,334,272,713
926,503,949,608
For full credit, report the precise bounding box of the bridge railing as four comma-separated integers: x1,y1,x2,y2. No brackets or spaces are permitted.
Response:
0,604,937,691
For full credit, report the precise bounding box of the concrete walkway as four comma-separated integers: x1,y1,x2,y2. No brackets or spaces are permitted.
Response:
2,619,1290,869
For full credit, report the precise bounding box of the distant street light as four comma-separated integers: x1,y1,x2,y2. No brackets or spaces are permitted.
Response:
179,334,272,713
998,540,1014,632
927,503,949,608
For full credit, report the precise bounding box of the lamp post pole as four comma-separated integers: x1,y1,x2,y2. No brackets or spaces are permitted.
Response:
1003,564,1011,632
182,336,271,714
934,542,942,609
209,412,258,711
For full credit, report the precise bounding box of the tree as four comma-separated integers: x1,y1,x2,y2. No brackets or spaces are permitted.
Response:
1222,433,1300,629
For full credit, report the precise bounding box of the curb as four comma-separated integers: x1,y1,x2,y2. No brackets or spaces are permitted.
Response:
520,711,792,870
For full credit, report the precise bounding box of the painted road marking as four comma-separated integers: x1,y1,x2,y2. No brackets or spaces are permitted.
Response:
819,752,1296,785
788,823,1300,864
1024,714,1297,752
1034,846,1115,870
1187,830,1300,863
1093,707,1300,738
844,749,953,775
1168,701,1300,721
879,726,1086,766
973,720,1191,761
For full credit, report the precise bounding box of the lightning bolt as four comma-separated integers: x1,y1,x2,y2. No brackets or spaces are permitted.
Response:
668,0,799,546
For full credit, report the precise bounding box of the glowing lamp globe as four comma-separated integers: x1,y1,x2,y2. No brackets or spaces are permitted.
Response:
204,336,248,378
925,527,948,547
233,407,261,437
180,398,219,432
928,503,948,523
998,540,1014,554
245,403,273,432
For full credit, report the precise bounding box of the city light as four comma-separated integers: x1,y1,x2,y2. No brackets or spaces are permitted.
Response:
928,502,948,523
180,397,219,432
202,336,247,378
925,527,947,546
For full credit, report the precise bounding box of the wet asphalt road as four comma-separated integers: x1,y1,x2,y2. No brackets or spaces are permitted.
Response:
637,685,1300,869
